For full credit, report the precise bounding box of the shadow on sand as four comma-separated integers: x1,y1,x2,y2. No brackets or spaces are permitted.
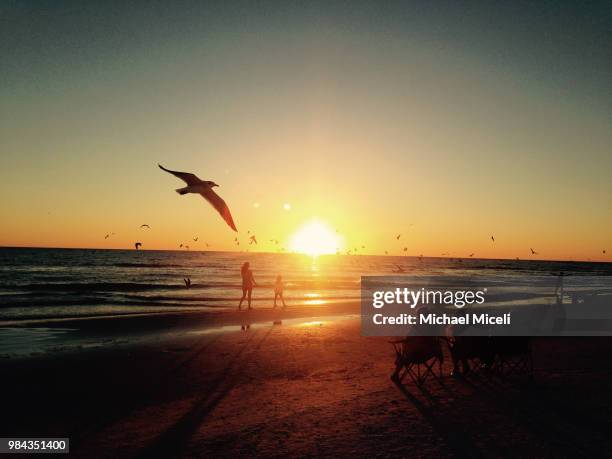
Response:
136,327,274,458
393,365,609,457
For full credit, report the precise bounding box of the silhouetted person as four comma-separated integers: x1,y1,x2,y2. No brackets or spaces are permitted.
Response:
238,262,256,310
184,277,191,289
274,274,287,308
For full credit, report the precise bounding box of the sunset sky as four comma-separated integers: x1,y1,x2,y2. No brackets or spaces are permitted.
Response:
1,1,610,260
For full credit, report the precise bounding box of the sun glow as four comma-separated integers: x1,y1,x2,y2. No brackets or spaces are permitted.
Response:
289,221,342,256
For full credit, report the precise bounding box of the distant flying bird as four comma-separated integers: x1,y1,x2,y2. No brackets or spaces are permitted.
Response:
179,244,183,248
205,242,210,247
396,234,401,240
469,253,474,257
158,164,237,232
361,245,365,249
193,236,198,242
104,234,110,239
135,242,142,250
403,247,408,252
249,235,258,245
184,277,191,289
185,245,190,249
140,224,150,229
491,235,495,243
530,248,538,255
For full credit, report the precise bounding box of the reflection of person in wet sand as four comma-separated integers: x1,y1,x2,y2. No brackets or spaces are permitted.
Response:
238,262,256,310
554,271,565,304
274,274,287,308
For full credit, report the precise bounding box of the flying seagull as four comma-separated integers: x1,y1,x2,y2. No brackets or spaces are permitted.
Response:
158,164,237,232
603,249,607,254
491,235,495,243
469,253,475,257
396,234,401,240
249,235,258,245
135,242,142,250
193,236,198,242
140,224,150,229
530,248,538,255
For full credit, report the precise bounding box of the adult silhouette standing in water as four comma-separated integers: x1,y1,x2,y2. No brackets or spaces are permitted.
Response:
239,262,256,310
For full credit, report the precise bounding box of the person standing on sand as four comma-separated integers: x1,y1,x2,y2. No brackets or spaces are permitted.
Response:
239,262,256,310
274,274,287,308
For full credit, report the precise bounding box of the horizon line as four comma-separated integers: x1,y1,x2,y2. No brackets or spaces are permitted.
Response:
0,245,609,264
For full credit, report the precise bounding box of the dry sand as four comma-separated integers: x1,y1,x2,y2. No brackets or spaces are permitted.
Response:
2,310,612,458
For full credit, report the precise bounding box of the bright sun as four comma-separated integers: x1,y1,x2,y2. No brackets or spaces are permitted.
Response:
289,220,342,256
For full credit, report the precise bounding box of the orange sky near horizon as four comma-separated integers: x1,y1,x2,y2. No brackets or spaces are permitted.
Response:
1,3,610,262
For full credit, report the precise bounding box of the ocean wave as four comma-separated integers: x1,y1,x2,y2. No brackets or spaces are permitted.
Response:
113,262,186,268
1,282,200,292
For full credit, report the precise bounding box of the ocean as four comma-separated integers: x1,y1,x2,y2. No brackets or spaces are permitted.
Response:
0,247,610,322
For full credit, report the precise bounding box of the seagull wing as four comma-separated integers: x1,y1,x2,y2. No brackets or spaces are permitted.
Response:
158,164,202,185
200,187,238,232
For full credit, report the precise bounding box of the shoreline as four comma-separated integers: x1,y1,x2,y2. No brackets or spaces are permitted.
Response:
0,299,361,329
0,301,362,358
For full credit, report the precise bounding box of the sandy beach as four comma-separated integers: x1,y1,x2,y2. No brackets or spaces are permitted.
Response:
2,306,612,458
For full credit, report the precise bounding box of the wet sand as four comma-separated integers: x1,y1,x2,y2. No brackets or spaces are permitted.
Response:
2,310,612,458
